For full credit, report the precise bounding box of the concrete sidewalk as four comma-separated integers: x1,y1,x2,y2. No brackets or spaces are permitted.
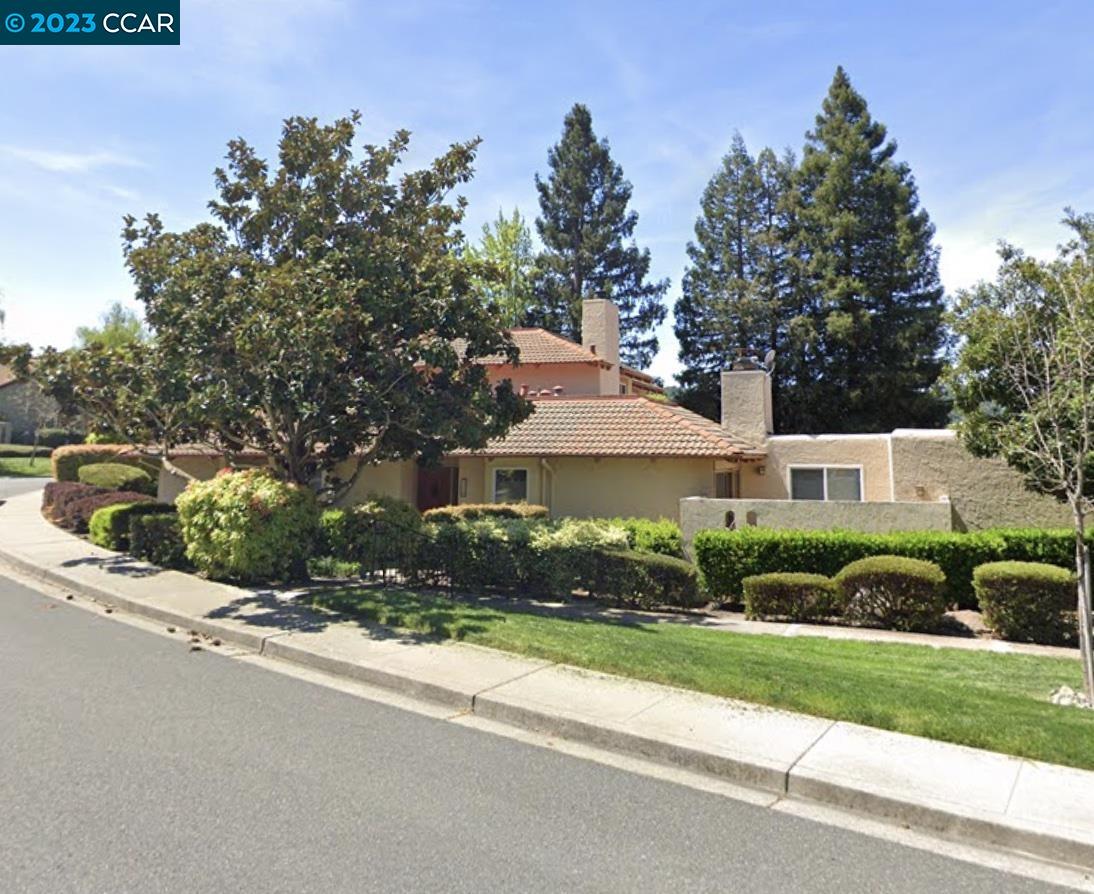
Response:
3,488,1094,870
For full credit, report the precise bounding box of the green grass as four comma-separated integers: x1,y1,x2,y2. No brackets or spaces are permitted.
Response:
0,457,52,477
309,584,1094,771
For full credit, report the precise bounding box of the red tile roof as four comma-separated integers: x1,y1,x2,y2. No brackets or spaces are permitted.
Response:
0,365,18,388
455,328,609,366
453,396,762,459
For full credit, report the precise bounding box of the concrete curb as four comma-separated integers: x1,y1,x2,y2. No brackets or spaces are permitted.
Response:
3,488,1094,871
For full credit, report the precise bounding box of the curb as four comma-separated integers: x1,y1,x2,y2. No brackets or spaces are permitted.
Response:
2,505,1093,872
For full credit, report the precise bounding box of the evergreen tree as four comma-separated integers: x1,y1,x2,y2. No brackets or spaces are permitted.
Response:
793,66,949,432
674,135,805,423
530,104,668,369
466,208,536,327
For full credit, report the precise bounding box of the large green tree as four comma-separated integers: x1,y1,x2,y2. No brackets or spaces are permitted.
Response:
948,212,1094,697
75,301,148,349
793,67,949,432
530,103,668,369
19,114,530,500
674,134,806,422
465,208,536,327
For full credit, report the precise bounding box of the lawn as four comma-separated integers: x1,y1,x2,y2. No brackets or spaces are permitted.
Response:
0,457,52,477
309,584,1094,771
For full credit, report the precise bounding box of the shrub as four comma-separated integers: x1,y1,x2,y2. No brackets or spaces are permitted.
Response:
974,561,1077,645
423,502,549,522
318,496,422,574
175,468,320,582
77,462,156,495
88,501,174,550
60,491,155,533
609,517,685,557
0,444,51,458
129,513,189,570
834,555,947,631
42,481,108,520
528,518,630,595
742,573,838,622
52,444,137,481
591,549,701,608
34,428,83,449
691,527,1078,609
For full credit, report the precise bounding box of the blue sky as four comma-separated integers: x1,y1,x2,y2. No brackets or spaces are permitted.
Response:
2,0,1092,383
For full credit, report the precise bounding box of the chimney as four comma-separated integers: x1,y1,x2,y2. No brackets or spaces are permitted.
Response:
721,364,773,445
582,298,620,395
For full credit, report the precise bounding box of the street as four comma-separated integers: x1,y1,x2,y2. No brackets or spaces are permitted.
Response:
0,569,1074,893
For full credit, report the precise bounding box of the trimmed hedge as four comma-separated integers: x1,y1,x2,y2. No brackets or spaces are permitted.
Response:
834,556,947,632
423,503,549,522
0,444,51,458
78,462,156,495
611,517,684,558
590,549,701,608
742,572,837,622
129,513,189,570
693,527,1082,609
176,468,319,582
42,481,108,520
974,561,1077,645
35,428,83,449
61,490,155,533
88,501,174,550
52,444,136,481
319,496,422,574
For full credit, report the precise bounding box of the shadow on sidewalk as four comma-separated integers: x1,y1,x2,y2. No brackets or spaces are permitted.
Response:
61,555,167,580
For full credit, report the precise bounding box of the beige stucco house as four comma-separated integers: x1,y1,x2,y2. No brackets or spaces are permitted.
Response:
158,297,1071,533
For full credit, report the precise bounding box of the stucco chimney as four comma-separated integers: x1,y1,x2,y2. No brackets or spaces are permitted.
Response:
582,298,621,395
721,365,773,445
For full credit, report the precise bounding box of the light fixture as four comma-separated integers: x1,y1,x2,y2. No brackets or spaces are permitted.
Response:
756,465,766,476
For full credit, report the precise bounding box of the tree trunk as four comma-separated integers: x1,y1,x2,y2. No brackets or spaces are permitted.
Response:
1076,517,1094,701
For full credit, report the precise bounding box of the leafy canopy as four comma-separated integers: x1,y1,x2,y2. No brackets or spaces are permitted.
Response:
465,207,536,327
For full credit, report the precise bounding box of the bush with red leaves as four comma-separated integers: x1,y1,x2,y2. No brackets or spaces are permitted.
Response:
58,490,155,534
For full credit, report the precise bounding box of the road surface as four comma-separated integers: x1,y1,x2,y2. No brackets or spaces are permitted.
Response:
0,569,1073,893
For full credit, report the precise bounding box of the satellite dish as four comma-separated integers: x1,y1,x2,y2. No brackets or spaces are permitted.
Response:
763,349,776,371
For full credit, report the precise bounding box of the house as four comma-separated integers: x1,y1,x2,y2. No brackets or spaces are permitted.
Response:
0,365,65,444
158,297,1072,531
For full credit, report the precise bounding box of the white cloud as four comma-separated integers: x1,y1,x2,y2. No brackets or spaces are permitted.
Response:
0,145,143,174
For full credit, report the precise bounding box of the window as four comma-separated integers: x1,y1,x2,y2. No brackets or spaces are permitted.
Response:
789,466,862,501
493,468,528,503
715,471,737,499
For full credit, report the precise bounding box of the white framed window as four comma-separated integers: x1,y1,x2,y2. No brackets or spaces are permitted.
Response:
492,467,529,503
789,465,862,501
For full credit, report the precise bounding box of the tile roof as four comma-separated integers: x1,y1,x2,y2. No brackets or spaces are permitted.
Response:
0,365,18,388
456,328,608,366
453,396,763,459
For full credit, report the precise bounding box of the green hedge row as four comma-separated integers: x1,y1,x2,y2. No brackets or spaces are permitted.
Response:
694,527,1085,608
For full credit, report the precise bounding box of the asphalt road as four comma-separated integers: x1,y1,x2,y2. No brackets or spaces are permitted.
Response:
0,571,1073,893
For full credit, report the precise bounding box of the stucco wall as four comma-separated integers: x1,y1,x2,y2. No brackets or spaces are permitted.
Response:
679,496,953,551
744,434,892,502
889,430,1071,531
158,456,228,503
548,456,715,520
486,364,603,396
332,459,417,507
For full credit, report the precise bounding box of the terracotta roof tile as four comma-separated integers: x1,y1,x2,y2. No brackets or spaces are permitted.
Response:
455,329,607,366
453,396,763,459
0,365,18,388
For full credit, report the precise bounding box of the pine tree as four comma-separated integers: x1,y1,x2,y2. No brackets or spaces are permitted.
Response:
793,67,949,432
530,104,668,369
674,135,804,422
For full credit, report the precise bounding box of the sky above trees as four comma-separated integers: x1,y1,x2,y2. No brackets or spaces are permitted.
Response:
1,0,1092,384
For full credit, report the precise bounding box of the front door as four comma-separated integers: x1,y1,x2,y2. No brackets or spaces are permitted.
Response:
417,466,457,512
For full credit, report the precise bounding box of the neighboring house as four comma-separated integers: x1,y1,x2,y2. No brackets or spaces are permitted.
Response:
159,298,1072,530
0,365,65,444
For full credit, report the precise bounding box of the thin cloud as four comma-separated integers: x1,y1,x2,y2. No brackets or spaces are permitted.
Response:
0,145,143,174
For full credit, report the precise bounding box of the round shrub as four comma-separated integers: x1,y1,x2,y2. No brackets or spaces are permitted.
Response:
742,572,837,622
590,549,701,608
834,555,947,632
78,462,155,495
176,468,320,582
974,561,1077,645
130,513,189,570
88,501,174,551
318,496,422,575
52,444,136,481
43,481,106,519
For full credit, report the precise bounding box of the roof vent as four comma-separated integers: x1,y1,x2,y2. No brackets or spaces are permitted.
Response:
589,344,597,355
538,389,552,397
553,385,564,396
519,384,529,396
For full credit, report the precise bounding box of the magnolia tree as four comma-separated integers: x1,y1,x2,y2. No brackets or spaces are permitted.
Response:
11,113,531,500
949,211,1094,698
